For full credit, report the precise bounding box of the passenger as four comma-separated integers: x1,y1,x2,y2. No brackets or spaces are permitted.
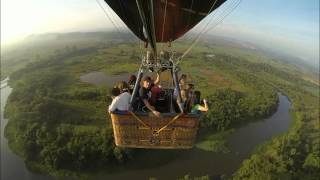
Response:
177,89,189,113
108,82,131,113
110,87,120,100
190,91,209,114
186,83,194,98
139,76,161,117
128,74,137,94
173,74,187,98
115,81,129,93
108,87,120,113
151,85,162,105
149,72,161,104
178,74,187,90
153,72,160,86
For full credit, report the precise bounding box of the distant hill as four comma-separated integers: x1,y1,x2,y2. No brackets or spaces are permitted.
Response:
205,34,319,74
2,31,318,80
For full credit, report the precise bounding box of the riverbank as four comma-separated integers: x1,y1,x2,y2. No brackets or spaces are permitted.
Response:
1,81,292,179
1,80,51,180
2,64,285,179
233,79,320,179
2,42,285,179
95,93,292,180
2,34,318,179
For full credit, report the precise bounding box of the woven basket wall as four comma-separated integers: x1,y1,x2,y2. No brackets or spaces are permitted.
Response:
110,113,200,149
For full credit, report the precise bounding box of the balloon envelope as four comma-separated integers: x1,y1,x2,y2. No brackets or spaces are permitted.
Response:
104,0,227,42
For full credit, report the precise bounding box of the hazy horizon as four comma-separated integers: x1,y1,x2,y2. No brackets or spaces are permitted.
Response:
1,0,319,66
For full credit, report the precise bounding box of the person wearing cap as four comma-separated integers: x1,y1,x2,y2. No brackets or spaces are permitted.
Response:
138,76,161,117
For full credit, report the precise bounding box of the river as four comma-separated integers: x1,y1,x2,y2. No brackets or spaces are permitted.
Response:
97,93,291,180
1,74,292,180
1,78,51,180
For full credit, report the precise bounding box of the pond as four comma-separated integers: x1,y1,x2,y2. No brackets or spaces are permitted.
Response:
0,73,292,179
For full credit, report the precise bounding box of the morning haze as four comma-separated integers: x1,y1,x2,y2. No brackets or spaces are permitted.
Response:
1,0,319,67
1,1,319,179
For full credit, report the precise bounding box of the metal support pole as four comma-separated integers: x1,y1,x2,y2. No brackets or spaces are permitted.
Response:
136,0,157,55
172,66,183,113
129,66,144,110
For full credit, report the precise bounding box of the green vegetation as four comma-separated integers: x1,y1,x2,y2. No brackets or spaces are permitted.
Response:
177,175,210,180
2,32,319,179
196,129,233,153
233,73,319,179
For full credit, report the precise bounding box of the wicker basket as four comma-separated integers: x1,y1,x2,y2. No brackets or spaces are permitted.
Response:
110,112,200,149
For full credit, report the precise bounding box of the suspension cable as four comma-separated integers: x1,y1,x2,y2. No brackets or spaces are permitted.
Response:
96,0,143,64
95,0,123,36
176,0,220,63
161,0,168,43
137,0,157,55
185,0,220,42
117,0,142,43
96,0,140,45
150,0,158,59
176,0,242,64
206,0,242,33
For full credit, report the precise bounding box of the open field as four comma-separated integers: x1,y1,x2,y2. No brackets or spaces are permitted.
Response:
2,32,319,179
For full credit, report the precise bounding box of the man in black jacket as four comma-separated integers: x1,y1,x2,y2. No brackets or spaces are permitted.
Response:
139,75,161,117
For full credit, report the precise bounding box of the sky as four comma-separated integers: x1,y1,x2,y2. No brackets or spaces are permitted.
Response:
1,0,319,65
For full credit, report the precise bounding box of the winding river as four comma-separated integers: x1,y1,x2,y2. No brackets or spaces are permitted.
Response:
1,78,51,180
1,74,292,180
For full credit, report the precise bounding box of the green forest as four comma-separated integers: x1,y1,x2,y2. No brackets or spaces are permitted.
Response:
2,32,319,179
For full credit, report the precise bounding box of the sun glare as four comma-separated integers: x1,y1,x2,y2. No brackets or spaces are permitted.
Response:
1,0,115,45
1,0,47,44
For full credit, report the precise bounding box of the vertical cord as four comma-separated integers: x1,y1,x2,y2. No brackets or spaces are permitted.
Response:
136,0,156,54
95,0,138,44
161,0,168,45
187,0,195,29
175,0,219,64
150,0,157,59
95,0,123,35
177,0,242,64
206,0,242,32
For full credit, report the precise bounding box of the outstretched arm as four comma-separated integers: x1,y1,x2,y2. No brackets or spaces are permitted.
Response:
198,99,209,112
143,99,160,117
108,97,118,113
154,73,160,85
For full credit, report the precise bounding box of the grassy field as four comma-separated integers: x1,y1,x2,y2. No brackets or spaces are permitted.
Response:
2,32,319,179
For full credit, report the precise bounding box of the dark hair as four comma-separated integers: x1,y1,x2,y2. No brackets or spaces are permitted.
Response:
187,83,194,89
128,74,137,85
143,76,152,82
179,74,187,82
194,91,201,105
111,87,120,97
115,81,129,93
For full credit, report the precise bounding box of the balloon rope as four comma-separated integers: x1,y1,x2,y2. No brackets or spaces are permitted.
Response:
150,0,158,59
129,111,152,129
156,113,183,134
95,0,122,34
187,0,195,29
95,0,138,44
176,0,219,64
176,0,242,64
161,0,168,43
206,0,242,33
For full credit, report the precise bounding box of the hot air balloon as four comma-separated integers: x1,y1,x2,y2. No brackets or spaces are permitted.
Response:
104,0,228,149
